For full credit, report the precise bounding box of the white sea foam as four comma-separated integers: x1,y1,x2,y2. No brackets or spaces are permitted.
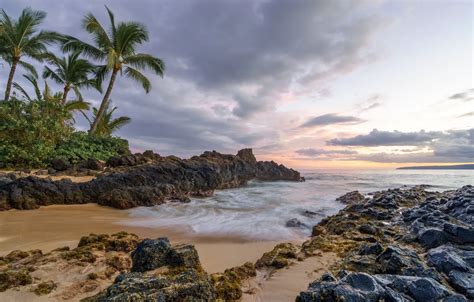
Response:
120,169,474,241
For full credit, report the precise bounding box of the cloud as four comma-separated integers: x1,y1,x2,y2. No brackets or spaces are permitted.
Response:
1,0,386,155
328,129,442,146
449,88,474,102
357,94,383,113
295,148,357,158
328,128,473,163
300,113,365,128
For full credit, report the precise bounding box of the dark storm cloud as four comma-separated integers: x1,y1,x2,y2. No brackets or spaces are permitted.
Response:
328,128,474,163
295,148,357,157
327,129,443,146
300,113,365,128
1,0,384,153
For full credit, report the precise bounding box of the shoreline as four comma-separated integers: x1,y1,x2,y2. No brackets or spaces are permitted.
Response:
0,203,283,273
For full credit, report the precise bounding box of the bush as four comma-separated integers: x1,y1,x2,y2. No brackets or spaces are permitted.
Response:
54,132,130,164
0,99,130,168
0,98,72,168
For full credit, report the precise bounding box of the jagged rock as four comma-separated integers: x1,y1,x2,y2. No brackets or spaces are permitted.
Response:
87,237,215,301
131,238,173,272
358,242,384,256
256,243,299,269
298,272,462,302
336,190,365,204
358,223,378,235
1,149,301,210
91,269,216,301
236,148,257,164
301,186,474,301
255,160,302,181
418,228,450,248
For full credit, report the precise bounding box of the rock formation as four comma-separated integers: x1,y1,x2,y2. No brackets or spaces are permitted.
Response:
298,185,474,301
0,148,303,210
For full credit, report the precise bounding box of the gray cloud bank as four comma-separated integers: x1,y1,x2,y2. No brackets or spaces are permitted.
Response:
301,113,365,128
324,128,474,163
1,0,384,156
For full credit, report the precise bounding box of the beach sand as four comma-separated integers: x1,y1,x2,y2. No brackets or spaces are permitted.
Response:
0,203,280,273
0,204,339,301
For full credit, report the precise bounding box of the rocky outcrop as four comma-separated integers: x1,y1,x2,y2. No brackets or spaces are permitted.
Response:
298,185,474,301
0,148,302,211
0,232,139,299
87,238,216,301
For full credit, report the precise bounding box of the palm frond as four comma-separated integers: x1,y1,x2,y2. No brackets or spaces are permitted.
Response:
124,66,151,93
43,65,64,85
125,53,165,76
18,60,38,78
64,99,90,111
108,116,131,132
12,82,32,101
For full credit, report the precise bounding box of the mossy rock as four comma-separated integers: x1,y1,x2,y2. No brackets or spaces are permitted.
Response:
78,232,139,252
211,262,256,300
0,269,33,291
255,243,299,269
34,280,56,295
61,248,96,263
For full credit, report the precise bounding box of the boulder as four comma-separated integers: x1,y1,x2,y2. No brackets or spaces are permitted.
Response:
418,228,450,249
286,218,308,228
50,158,71,171
336,191,365,204
131,238,172,272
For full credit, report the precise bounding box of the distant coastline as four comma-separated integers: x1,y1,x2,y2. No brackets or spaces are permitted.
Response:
397,164,474,170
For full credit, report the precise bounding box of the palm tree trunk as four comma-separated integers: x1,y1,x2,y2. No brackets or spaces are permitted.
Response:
4,58,19,101
61,84,70,105
89,69,118,134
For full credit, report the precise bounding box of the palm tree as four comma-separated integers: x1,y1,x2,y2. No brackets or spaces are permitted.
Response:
82,102,130,136
13,73,90,121
43,51,99,104
63,6,164,134
0,8,60,101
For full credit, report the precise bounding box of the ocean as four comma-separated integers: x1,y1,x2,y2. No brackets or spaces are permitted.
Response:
121,169,474,241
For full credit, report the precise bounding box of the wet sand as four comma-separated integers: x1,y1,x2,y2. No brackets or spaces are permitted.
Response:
0,203,280,273
242,252,339,301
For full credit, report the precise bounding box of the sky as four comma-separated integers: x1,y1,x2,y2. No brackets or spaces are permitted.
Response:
1,0,473,169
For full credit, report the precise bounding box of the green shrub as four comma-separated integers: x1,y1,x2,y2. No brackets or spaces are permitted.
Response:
0,98,72,168
54,132,130,164
0,99,130,168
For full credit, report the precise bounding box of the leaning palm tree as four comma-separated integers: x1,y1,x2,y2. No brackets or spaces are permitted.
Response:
82,102,130,136
63,6,164,134
0,8,60,101
43,51,100,104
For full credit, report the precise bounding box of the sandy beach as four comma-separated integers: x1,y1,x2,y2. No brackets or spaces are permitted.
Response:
0,203,282,273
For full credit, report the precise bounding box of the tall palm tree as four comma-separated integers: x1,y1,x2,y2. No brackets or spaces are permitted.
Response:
63,6,165,134
82,102,130,136
43,51,100,104
0,8,60,101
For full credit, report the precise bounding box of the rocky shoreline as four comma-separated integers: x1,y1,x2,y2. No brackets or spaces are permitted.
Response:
0,149,302,210
0,185,472,301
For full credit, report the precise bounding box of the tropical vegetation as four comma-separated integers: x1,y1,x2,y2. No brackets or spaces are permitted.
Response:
0,6,164,168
